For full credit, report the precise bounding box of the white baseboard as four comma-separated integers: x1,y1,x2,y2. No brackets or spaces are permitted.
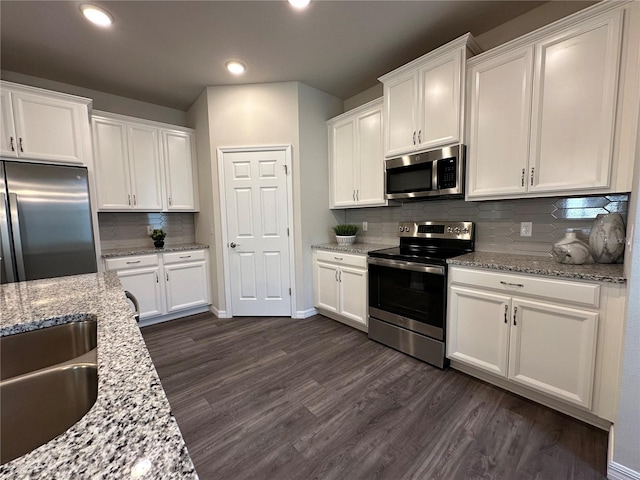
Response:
210,305,230,318
608,461,640,480
138,306,210,327
294,308,317,319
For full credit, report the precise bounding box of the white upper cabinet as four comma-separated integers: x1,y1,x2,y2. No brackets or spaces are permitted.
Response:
380,34,480,158
328,98,385,209
467,2,638,200
0,81,91,165
162,130,197,211
92,111,198,212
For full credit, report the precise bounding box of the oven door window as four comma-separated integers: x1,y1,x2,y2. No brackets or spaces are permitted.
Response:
369,263,444,328
386,162,433,195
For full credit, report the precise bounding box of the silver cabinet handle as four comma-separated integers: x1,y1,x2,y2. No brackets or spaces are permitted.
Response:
133,194,137,206
155,272,159,283
500,281,524,288
339,270,342,282
530,167,534,186
418,130,421,144
128,194,131,206
126,260,141,264
19,138,23,152
413,131,416,145
352,190,355,201
179,255,191,259
504,304,508,324
334,256,343,261
356,189,359,201
166,272,169,281
8,193,25,280
168,196,172,206
513,306,518,326
9,137,15,152
521,168,525,187
335,270,338,282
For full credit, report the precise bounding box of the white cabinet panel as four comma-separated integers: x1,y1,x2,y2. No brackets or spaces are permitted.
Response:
315,261,340,314
163,130,197,210
128,125,163,210
165,261,210,312
92,117,131,209
0,90,16,157
330,119,356,207
338,266,367,327
116,266,163,319
509,298,598,408
356,108,384,206
384,73,417,157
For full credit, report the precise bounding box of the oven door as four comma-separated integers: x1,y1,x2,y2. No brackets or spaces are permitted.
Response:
368,257,446,340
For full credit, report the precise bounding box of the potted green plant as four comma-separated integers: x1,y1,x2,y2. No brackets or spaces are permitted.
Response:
333,224,359,245
150,229,166,248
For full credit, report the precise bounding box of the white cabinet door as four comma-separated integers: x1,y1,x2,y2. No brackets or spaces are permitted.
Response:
418,50,462,150
355,107,385,206
12,91,86,164
92,117,131,210
384,72,417,157
529,11,622,193
508,298,598,408
338,265,367,328
116,266,164,319
164,261,210,312
0,91,17,157
329,118,356,208
467,47,533,198
128,124,163,210
315,261,340,314
447,286,511,377
163,130,197,211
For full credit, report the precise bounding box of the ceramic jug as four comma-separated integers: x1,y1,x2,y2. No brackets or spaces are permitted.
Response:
588,213,625,263
551,231,594,264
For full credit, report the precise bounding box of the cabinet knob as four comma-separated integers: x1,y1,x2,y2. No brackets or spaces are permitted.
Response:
413,131,416,145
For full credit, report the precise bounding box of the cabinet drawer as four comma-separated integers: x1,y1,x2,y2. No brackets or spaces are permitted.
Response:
450,267,600,308
163,249,206,265
105,254,158,271
315,250,367,269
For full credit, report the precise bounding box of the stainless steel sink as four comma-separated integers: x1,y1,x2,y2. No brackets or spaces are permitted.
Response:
0,319,97,380
0,319,99,465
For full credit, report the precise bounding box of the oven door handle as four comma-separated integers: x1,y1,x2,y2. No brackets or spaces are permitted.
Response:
367,257,445,275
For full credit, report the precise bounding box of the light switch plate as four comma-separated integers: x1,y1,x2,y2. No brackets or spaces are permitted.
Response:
147,225,154,235
362,221,368,232
520,222,532,237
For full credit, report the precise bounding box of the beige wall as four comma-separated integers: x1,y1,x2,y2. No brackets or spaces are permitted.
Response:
1,70,188,126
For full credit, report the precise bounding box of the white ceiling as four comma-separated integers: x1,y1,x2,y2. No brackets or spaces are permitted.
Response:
2,1,584,111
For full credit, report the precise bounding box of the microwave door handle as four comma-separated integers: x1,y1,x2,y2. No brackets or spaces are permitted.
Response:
431,159,438,192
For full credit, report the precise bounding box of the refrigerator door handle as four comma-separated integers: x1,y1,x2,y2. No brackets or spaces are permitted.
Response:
8,193,26,281
0,193,16,283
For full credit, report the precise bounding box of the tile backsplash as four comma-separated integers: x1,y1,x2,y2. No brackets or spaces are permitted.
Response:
98,212,196,251
345,194,629,257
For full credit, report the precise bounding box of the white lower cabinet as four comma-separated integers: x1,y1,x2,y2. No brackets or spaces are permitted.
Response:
313,250,367,331
447,265,626,426
105,249,210,323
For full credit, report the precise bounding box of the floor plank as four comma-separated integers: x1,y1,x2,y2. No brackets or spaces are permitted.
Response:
142,313,608,480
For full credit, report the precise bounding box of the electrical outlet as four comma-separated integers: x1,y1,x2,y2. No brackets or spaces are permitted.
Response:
362,221,368,232
147,225,154,235
520,222,533,237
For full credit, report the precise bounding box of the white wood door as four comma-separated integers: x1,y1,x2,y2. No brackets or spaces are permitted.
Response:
529,11,622,193
508,298,598,408
338,266,367,327
0,91,17,157
447,286,511,377
314,261,339,314
116,267,164,319
12,91,86,164
223,149,292,316
467,47,533,198
164,261,210,312
355,107,385,206
384,72,417,157
163,130,197,211
418,50,462,149
329,118,356,208
92,117,132,210
127,124,163,210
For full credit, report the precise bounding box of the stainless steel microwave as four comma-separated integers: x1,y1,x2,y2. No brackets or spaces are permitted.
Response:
385,145,465,200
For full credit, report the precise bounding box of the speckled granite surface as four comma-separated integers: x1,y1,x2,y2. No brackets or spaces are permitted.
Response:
0,273,198,479
448,252,626,284
312,242,396,255
102,243,209,258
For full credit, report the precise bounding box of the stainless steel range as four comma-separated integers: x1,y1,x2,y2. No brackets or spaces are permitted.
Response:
367,221,474,369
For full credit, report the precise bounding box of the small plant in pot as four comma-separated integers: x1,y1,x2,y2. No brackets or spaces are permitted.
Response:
150,229,166,248
333,224,359,245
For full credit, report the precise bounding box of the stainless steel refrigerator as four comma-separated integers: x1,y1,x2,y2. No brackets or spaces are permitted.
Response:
0,160,97,284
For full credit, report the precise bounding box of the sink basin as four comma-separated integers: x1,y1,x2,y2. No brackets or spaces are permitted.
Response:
0,363,98,465
0,319,97,380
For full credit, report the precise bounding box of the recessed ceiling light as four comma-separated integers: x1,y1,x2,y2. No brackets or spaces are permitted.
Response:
80,4,114,27
225,61,246,75
288,0,311,9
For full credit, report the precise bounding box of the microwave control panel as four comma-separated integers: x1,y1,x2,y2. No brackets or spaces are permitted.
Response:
437,158,457,190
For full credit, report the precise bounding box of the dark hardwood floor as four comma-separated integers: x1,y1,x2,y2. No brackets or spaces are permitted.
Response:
141,313,608,480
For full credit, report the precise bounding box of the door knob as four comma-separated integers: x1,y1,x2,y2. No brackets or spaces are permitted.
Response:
229,242,238,248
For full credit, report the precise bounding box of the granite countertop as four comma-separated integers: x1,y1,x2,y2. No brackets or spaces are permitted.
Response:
312,242,396,255
448,252,626,284
101,243,209,258
0,273,198,479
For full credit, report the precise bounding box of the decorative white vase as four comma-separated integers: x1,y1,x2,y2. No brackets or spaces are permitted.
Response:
551,231,593,265
336,235,356,245
588,213,626,264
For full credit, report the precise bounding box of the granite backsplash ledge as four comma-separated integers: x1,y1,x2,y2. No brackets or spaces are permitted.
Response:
345,194,628,258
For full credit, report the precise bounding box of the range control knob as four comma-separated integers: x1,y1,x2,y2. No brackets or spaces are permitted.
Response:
447,226,453,233
399,226,404,232
462,227,470,234
454,227,461,234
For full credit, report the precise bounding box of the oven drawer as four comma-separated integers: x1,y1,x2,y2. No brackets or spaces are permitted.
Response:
315,250,367,269
449,267,600,308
